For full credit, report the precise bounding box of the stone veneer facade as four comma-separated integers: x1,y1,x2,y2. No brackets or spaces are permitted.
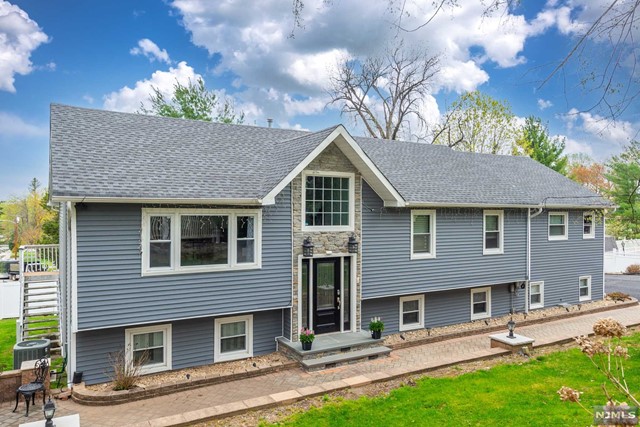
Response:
291,143,362,341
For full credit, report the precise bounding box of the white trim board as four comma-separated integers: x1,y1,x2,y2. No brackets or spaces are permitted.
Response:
262,126,405,207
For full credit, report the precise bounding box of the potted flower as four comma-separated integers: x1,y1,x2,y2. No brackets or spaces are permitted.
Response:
299,327,315,351
369,317,384,339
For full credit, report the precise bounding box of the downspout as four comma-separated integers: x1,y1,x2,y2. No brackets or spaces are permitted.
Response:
526,207,543,314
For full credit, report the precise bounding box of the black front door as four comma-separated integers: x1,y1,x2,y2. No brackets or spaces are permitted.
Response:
313,258,341,334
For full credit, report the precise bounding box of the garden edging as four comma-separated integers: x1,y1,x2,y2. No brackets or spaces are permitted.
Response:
386,299,639,350
71,360,297,406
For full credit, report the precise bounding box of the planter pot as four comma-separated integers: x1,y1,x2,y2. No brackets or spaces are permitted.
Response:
371,330,382,340
301,341,313,351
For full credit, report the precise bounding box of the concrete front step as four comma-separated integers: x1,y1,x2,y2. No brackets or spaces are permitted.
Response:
302,346,391,371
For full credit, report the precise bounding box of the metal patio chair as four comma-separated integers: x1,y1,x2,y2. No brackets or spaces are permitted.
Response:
13,357,49,417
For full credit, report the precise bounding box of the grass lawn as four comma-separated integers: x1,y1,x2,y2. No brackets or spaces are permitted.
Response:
0,317,16,371
266,333,640,427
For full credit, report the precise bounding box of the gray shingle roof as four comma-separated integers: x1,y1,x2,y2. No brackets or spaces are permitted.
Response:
50,104,609,208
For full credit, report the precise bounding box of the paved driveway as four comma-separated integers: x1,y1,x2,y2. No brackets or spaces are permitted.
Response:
605,274,640,299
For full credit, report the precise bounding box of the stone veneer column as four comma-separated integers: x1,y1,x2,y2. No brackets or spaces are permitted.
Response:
291,143,362,341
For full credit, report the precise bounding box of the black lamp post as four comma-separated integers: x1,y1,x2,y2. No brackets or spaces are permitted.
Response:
347,234,358,253
43,396,56,427
507,318,516,339
302,237,314,258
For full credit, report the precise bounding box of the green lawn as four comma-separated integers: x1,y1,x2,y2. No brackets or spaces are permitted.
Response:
266,334,640,427
0,317,16,371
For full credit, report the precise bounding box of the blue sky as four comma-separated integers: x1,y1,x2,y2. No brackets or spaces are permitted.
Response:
0,0,638,199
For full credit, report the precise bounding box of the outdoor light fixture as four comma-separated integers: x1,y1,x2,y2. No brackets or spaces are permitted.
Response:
43,396,56,427
347,234,358,254
507,319,516,339
302,237,314,258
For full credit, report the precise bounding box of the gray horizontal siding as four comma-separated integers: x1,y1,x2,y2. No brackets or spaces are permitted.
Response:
362,283,525,335
283,308,291,340
75,186,292,330
76,309,283,385
362,182,527,298
531,210,604,306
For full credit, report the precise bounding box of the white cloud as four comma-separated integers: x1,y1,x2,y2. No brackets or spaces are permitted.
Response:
0,1,49,92
0,111,47,137
130,38,171,64
537,98,553,110
103,61,200,112
561,136,594,157
561,107,635,145
82,94,94,104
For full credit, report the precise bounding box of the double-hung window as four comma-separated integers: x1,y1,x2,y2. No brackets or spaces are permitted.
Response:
529,281,544,309
303,172,354,231
579,276,591,301
399,295,425,331
583,212,595,239
470,287,491,320
214,315,253,362
125,324,172,374
483,210,504,255
548,212,568,240
142,209,261,275
411,210,436,259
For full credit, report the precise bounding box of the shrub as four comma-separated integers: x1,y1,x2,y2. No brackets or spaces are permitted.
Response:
107,345,148,391
625,264,640,274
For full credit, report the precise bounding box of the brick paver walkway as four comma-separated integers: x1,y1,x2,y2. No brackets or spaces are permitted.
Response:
2,305,638,426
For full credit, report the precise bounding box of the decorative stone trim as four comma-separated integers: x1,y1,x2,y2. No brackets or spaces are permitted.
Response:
70,360,297,406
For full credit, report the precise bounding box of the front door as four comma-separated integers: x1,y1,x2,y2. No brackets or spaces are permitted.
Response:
313,258,341,334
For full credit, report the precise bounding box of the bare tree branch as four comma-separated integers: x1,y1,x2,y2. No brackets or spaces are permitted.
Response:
328,43,440,140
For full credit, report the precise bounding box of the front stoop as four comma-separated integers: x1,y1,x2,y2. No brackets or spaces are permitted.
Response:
278,331,391,371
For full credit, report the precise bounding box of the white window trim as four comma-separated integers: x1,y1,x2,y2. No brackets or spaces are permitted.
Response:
548,212,569,241
579,275,592,301
529,281,544,309
470,287,492,320
583,211,595,239
125,324,172,375
141,208,262,276
483,210,504,255
301,171,355,232
399,294,425,331
214,314,253,362
410,210,436,260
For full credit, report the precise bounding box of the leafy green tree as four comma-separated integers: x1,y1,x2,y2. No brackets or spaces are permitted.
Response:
606,141,640,238
432,91,518,154
516,116,568,174
139,78,244,124
38,190,59,244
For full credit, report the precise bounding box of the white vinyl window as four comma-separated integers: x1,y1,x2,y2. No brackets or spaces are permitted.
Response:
302,171,354,232
214,315,253,362
125,324,172,375
583,212,595,239
411,210,436,259
142,209,261,275
399,295,425,331
529,281,544,309
483,210,504,255
579,276,591,301
548,212,568,240
470,287,491,320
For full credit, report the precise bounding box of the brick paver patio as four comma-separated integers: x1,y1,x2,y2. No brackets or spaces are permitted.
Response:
2,305,638,426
